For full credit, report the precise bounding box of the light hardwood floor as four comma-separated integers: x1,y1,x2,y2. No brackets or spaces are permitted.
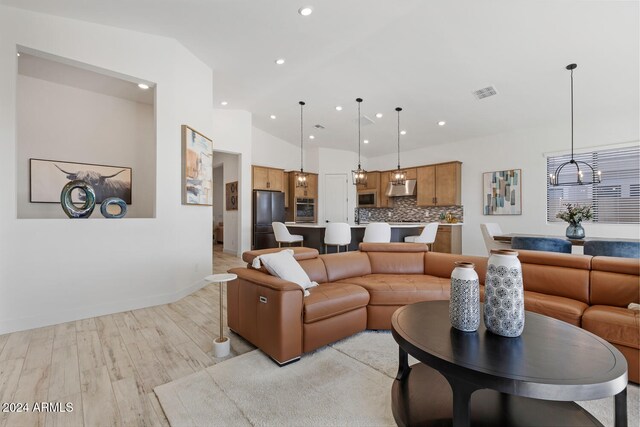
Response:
0,244,251,427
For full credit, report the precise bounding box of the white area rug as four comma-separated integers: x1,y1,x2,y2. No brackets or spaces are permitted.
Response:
155,331,639,427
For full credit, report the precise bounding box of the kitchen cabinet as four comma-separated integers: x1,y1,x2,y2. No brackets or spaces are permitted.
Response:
378,172,392,208
385,167,416,182
432,225,462,254
416,162,461,206
417,166,436,206
306,174,318,199
289,172,318,199
252,166,284,191
356,171,380,191
283,172,289,208
404,168,417,180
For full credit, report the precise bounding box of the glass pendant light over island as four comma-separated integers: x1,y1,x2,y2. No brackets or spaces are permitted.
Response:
351,98,368,185
390,107,407,186
549,64,601,186
295,101,308,188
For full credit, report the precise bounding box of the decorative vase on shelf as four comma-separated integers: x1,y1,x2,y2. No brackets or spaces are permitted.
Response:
449,262,480,332
484,249,524,338
566,223,585,239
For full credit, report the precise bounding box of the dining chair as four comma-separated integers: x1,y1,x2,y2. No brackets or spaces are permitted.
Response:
363,223,391,243
324,222,351,253
404,222,439,251
480,223,511,254
583,240,640,258
511,236,571,254
272,222,304,247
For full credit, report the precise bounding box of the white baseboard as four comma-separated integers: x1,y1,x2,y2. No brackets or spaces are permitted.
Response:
0,279,209,335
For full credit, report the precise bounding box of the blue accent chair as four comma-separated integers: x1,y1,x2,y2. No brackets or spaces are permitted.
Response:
583,240,640,258
511,236,572,254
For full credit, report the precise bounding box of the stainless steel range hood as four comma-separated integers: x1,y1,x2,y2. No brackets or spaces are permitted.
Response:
385,179,417,197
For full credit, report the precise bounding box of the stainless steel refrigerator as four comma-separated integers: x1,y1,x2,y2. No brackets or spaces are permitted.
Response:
252,190,286,249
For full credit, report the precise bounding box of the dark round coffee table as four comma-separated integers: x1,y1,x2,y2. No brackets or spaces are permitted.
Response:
391,301,628,427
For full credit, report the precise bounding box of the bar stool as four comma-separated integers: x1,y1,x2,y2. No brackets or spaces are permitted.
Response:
324,222,351,253
404,222,439,250
363,222,391,243
272,222,303,247
204,273,237,357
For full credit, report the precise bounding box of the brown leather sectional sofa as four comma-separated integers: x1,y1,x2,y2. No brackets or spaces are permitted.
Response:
227,243,640,383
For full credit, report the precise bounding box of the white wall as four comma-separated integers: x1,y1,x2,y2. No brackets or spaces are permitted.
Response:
17,74,155,218
368,114,640,256
211,109,253,255
0,7,214,334
252,126,311,172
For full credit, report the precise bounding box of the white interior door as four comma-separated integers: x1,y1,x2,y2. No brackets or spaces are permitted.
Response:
324,173,348,223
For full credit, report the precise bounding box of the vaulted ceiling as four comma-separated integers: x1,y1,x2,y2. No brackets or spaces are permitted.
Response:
2,0,638,156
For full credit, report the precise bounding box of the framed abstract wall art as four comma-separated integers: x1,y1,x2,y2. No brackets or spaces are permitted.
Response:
225,181,238,211
182,125,213,205
483,169,522,215
30,158,132,204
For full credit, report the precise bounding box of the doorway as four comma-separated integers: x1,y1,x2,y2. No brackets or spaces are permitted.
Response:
212,165,224,246
212,151,241,272
324,173,349,223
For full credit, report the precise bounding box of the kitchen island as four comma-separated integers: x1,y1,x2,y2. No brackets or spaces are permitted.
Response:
285,222,463,254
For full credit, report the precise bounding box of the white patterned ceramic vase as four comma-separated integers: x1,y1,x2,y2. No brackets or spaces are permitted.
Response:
449,262,480,332
484,250,525,337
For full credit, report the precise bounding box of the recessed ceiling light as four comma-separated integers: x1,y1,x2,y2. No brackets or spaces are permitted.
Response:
375,113,383,118
438,121,446,126
16,53,20,57
309,135,315,140
275,58,285,65
298,7,313,16
270,115,277,119
220,101,228,106
335,106,343,111
137,83,149,90
363,139,369,144
400,130,407,135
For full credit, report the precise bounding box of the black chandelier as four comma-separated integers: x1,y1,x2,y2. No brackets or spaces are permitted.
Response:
295,101,308,188
549,64,601,186
390,107,406,186
351,98,368,185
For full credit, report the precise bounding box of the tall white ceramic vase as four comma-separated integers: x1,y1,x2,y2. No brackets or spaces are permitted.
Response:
449,261,480,332
484,249,524,337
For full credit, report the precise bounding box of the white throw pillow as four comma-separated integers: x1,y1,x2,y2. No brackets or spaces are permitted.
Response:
257,249,318,296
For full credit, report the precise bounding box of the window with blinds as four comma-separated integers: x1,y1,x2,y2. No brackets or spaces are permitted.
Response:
546,145,640,224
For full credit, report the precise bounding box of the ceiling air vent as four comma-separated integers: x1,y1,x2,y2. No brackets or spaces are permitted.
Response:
472,85,498,100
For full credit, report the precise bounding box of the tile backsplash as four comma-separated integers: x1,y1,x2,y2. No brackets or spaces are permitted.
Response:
356,196,463,223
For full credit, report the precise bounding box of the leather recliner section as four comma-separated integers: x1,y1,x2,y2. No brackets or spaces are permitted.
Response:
303,283,369,324
320,251,372,282
338,274,450,306
590,257,640,307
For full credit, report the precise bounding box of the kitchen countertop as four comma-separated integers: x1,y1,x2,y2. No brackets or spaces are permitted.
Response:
285,222,464,228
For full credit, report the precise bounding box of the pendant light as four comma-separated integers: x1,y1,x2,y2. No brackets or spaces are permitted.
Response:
390,107,406,186
295,101,308,188
549,64,601,186
351,98,368,185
